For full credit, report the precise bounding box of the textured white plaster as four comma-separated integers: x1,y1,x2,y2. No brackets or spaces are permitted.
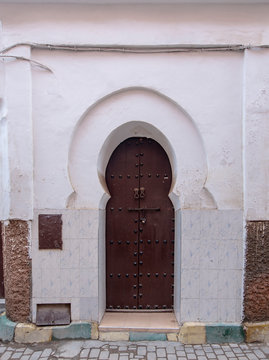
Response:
244,49,269,220
4,46,33,220
1,4,269,47
2,2,266,324
29,49,242,209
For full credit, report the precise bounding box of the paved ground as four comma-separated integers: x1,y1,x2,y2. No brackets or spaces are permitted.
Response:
0,340,268,360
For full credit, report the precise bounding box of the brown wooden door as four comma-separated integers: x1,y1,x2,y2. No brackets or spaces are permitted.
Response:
106,137,174,310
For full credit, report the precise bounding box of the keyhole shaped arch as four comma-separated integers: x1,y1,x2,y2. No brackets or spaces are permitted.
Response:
67,86,209,210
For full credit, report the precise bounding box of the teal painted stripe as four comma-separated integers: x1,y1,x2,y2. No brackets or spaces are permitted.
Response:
129,332,167,341
206,324,244,344
52,322,91,340
0,314,16,342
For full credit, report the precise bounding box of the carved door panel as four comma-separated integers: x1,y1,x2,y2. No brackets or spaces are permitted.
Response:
106,137,174,310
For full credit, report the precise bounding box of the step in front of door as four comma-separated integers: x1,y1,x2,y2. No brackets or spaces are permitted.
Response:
99,312,180,333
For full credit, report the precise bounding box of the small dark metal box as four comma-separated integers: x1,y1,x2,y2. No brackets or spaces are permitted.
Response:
36,303,71,326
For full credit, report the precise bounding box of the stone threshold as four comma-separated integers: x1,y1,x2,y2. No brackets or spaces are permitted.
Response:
1,312,268,344
99,312,180,333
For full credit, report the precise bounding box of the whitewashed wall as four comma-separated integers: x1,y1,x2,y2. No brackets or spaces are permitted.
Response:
0,3,268,323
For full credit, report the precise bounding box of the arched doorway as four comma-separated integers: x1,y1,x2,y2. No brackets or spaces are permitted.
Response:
105,137,174,310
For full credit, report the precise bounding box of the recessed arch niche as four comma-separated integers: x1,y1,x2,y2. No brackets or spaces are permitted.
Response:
67,87,214,321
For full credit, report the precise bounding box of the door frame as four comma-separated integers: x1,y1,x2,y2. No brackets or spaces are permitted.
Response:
97,124,181,323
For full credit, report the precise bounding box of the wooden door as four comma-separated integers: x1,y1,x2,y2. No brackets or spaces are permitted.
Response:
106,137,174,310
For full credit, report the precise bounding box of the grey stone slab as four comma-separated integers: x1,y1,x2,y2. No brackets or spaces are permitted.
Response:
246,354,258,360
156,349,166,357
147,352,156,360
29,352,42,360
260,346,269,355
215,350,224,355
167,355,177,360
21,356,30,360
207,353,217,359
23,349,33,355
253,350,266,358
1,352,13,360
100,351,110,359
90,349,101,358
80,349,90,358
109,354,119,360
187,354,197,359
176,351,186,357
137,347,146,356
195,350,205,356
119,356,128,360
11,353,22,359
41,349,52,358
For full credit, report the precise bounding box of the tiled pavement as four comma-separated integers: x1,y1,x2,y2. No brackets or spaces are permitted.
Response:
0,341,268,360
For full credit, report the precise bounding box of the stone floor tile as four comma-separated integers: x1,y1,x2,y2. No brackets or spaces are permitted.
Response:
1,352,13,360
12,353,23,359
156,349,166,357
207,353,217,359
222,347,231,352
186,348,195,353
137,347,146,356
187,354,197,359
147,346,156,352
90,349,101,358
167,355,177,360
41,349,52,358
147,352,156,360
80,348,90,357
217,356,228,360
215,350,224,355
99,350,110,359
253,350,266,358
246,354,259,360
29,351,42,360
21,356,30,360
119,356,128,360
109,354,119,360
195,350,205,356
23,350,33,355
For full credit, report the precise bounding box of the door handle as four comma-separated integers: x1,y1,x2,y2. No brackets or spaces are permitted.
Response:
134,188,139,199
140,187,145,198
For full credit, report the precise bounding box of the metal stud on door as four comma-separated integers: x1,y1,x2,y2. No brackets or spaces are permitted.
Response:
106,138,174,310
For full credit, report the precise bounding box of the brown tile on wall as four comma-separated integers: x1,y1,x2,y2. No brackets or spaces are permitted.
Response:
244,221,269,322
39,214,62,250
3,220,31,322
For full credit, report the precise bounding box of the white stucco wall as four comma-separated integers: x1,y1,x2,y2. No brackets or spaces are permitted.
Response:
0,3,268,323
244,49,269,220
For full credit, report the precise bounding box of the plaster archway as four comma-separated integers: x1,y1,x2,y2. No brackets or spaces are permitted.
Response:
67,87,213,210
67,87,215,322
